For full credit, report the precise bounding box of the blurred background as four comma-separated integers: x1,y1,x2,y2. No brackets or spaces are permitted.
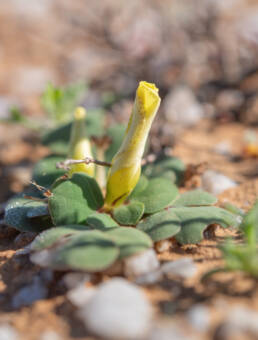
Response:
1,0,258,201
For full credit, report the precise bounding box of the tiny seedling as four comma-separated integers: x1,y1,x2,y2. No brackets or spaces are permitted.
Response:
4,81,241,273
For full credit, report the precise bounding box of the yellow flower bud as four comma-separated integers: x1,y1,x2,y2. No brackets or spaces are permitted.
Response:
104,81,161,209
68,107,95,176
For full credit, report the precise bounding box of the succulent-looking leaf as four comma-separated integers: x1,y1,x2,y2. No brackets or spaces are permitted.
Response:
104,81,161,209
68,107,95,176
30,225,90,251
137,206,240,244
27,205,49,218
113,201,145,225
86,212,118,230
143,156,185,185
48,173,103,225
4,197,47,232
137,209,181,242
32,155,66,188
31,231,119,271
132,177,179,214
105,227,152,259
173,206,240,244
172,190,217,207
129,175,148,199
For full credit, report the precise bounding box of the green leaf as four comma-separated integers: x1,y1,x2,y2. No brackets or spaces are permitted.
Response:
137,209,181,242
31,230,119,272
30,225,90,251
41,110,105,155
137,206,240,244
105,124,126,162
172,190,217,207
132,178,179,214
86,212,118,230
105,227,152,259
173,206,240,244
27,205,49,218
48,173,104,225
113,201,145,225
143,156,185,185
4,197,48,232
129,175,148,199
32,155,66,188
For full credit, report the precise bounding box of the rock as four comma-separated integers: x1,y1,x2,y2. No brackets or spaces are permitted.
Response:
67,284,96,308
0,324,19,340
135,270,163,286
78,278,152,339
63,272,91,290
155,240,171,253
201,170,237,195
12,275,48,309
187,304,210,332
40,331,61,340
213,141,232,156
216,90,244,112
162,258,197,279
124,249,160,278
228,306,258,334
164,86,204,128
149,324,192,340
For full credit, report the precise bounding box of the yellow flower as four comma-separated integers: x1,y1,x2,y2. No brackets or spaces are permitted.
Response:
104,81,161,209
68,107,95,176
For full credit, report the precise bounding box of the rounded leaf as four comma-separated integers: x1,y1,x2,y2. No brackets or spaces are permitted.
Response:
86,212,118,230
106,227,152,259
48,173,104,225
172,190,217,207
133,178,179,214
4,197,48,232
137,209,181,242
113,201,145,225
30,225,90,251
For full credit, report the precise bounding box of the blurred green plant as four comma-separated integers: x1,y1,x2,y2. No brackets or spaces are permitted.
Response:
41,81,87,124
203,202,258,279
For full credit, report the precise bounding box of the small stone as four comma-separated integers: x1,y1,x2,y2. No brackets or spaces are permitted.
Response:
124,249,160,278
155,240,171,253
135,270,163,286
187,304,210,332
216,90,244,112
201,170,237,195
162,258,197,279
164,86,204,128
0,324,19,340
78,278,152,339
67,284,96,308
149,324,191,340
213,141,232,156
63,272,91,290
228,306,258,334
40,331,61,340
12,275,48,309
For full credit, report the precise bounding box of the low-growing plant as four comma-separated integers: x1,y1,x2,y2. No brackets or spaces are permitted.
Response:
203,202,258,279
4,81,241,273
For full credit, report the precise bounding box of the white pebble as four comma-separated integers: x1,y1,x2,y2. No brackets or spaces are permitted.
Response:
40,330,61,340
124,249,160,278
0,324,19,340
67,284,96,308
187,304,210,332
201,170,237,195
155,240,171,253
162,258,197,279
78,278,152,339
164,86,204,128
63,272,91,290
135,270,163,285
